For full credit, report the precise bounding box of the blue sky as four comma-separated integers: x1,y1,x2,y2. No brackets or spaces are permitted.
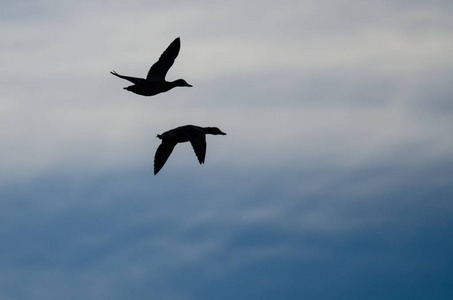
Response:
1,0,453,299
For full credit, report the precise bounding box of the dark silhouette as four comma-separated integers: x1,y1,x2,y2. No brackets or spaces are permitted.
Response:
110,37,192,96
154,125,226,175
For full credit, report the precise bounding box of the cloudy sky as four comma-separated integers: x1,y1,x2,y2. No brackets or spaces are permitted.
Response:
1,0,453,299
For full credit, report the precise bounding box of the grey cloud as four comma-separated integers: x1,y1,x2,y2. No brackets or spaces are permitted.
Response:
1,0,453,299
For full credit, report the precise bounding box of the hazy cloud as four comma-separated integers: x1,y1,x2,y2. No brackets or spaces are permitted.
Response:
1,0,452,299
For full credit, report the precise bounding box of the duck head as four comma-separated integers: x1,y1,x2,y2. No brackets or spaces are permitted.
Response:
173,79,192,87
204,127,226,135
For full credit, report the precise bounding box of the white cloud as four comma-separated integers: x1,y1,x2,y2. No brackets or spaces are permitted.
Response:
0,0,452,185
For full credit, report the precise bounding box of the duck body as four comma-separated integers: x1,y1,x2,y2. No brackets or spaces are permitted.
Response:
154,125,226,175
122,79,191,96
111,37,192,97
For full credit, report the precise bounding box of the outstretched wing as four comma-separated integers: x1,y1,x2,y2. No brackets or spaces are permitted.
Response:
110,71,144,85
146,37,181,81
190,134,207,164
154,140,177,175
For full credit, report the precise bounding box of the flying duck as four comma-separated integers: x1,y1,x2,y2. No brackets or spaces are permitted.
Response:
110,37,192,96
154,125,226,175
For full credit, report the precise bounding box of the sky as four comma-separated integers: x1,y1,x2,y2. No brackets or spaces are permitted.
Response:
1,0,453,299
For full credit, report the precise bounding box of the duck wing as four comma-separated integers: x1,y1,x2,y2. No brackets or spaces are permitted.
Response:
146,37,181,81
189,134,207,164
154,140,177,175
110,71,144,85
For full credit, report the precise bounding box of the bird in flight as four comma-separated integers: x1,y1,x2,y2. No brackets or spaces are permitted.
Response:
110,37,192,96
154,125,226,175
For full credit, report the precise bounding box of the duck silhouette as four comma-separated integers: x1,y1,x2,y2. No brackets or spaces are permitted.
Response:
110,37,192,96
154,125,226,175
